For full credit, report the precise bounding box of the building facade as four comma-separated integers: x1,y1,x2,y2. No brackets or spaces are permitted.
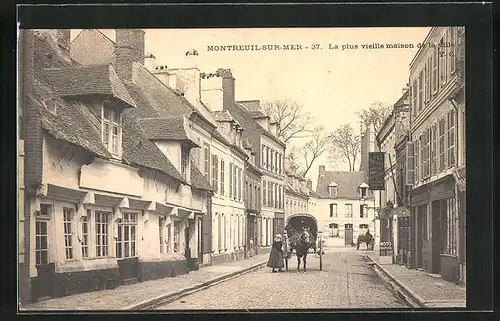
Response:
284,171,310,219
407,27,465,284
376,89,411,264
19,29,213,304
312,166,376,246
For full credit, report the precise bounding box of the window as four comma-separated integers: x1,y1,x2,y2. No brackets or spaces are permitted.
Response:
159,217,165,254
431,124,438,175
450,27,457,73
439,117,447,171
360,187,367,198
174,221,181,252
412,81,418,116
418,71,423,111
432,47,439,93
81,214,89,258
360,205,365,218
63,208,74,260
442,198,457,255
425,56,432,102
116,213,137,259
345,204,353,218
447,110,456,168
203,143,210,179
262,145,266,167
181,149,189,180
238,167,242,200
211,154,218,193
233,165,237,199
266,147,270,170
414,139,419,183
95,211,110,257
329,203,337,217
102,105,121,155
439,36,447,85
423,129,430,178
262,180,266,206
278,154,282,174
270,150,274,171
35,220,49,265
329,223,339,237
220,159,225,195
229,163,233,198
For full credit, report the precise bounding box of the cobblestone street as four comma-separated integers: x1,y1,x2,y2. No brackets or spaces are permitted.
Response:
155,248,407,310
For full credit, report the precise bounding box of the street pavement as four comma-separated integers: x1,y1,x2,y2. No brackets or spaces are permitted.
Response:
155,247,407,310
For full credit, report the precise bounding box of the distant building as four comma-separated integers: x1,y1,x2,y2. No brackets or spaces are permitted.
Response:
284,171,311,219
312,165,376,246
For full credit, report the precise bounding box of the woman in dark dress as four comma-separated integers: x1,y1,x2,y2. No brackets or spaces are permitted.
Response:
267,234,285,273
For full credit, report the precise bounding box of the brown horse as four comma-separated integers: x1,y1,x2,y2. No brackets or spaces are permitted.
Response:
356,234,375,250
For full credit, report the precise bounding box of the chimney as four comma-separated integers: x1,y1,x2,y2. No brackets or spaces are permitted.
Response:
55,29,70,58
306,179,313,191
115,29,145,82
201,72,223,112
178,49,201,107
269,122,278,136
144,53,156,71
219,68,235,111
319,165,326,177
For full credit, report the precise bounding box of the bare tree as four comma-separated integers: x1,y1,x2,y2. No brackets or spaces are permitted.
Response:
285,145,303,174
299,125,333,176
356,101,392,134
261,99,313,143
328,124,361,171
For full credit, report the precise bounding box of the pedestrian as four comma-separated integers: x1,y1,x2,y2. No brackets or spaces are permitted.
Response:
249,237,254,257
267,234,285,273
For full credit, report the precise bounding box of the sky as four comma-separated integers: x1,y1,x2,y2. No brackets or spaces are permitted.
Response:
71,27,431,190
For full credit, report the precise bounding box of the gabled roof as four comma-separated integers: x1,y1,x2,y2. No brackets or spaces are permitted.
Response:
71,29,115,45
249,110,268,119
316,171,374,199
44,64,136,108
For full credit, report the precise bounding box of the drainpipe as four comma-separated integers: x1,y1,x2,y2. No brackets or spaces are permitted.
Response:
449,97,461,284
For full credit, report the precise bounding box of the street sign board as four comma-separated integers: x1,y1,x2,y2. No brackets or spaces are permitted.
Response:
368,152,385,190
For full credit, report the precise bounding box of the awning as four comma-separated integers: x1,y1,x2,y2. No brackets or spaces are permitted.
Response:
45,184,87,202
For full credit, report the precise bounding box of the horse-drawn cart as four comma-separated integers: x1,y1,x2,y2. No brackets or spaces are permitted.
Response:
284,213,323,272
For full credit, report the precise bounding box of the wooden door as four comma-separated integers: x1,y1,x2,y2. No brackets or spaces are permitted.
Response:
432,201,443,274
344,224,353,246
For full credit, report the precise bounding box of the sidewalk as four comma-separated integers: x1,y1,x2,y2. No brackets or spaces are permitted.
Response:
20,251,270,311
366,254,466,308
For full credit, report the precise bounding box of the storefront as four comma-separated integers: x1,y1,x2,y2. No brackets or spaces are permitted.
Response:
410,184,428,270
394,207,411,265
246,211,258,257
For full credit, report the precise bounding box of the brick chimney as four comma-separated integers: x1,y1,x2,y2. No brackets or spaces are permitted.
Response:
115,29,145,82
306,179,313,191
319,165,326,177
218,68,235,111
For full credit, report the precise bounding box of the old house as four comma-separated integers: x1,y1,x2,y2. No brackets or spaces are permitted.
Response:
312,166,376,246
18,29,212,304
407,27,465,283
284,171,310,218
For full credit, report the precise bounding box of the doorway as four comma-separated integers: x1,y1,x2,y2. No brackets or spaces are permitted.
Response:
197,217,203,264
344,224,353,246
416,206,426,269
432,200,443,274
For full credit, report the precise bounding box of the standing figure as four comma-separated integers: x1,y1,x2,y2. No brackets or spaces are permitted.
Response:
282,232,291,271
267,234,285,273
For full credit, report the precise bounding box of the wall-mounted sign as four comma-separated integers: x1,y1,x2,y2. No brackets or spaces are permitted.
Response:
368,152,385,190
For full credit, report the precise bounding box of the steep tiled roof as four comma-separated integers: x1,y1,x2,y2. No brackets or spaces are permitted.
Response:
212,110,233,122
315,171,374,199
249,110,267,119
33,69,112,159
138,117,191,142
121,108,185,183
190,162,213,191
44,64,136,108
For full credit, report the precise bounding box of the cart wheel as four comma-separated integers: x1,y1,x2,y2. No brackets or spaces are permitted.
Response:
319,242,323,271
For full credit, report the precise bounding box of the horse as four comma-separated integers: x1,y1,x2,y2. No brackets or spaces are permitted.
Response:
288,229,316,273
356,234,375,250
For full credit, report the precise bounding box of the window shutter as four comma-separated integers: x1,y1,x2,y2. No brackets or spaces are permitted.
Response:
406,141,415,185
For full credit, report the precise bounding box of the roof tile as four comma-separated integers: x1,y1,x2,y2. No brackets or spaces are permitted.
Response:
315,171,373,199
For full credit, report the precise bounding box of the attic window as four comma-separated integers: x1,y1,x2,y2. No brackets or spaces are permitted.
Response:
359,182,369,198
43,97,58,115
328,182,338,197
102,101,122,157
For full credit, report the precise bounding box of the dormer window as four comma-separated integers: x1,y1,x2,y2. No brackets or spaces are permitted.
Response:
181,148,189,180
359,182,369,198
102,102,122,157
328,182,338,197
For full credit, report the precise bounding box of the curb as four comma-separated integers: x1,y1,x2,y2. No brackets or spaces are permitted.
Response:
123,261,267,310
364,255,425,308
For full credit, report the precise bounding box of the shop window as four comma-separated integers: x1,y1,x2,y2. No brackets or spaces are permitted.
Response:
95,211,110,257
63,208,74,260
